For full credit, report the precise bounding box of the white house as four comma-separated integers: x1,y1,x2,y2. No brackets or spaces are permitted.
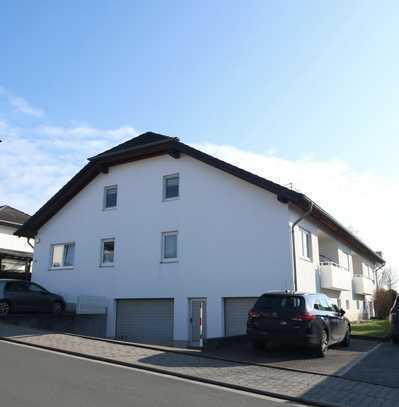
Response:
0,205,33,275
16,133,385,346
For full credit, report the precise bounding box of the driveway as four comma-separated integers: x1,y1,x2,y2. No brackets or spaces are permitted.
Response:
203,339,378,376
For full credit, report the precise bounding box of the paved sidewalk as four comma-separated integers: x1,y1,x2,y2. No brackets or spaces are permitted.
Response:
0,323,398,407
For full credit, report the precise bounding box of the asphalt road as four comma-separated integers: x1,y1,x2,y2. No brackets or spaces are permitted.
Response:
0,340,307,407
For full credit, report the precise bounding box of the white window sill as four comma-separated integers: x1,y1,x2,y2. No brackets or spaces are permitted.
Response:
161,259,179,264
162,196,180,202
103,207,117,211
99,264,115,268
49,267,74,271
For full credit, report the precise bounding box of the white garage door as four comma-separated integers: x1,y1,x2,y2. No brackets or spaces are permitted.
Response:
116,299,174,344
224,297,257,337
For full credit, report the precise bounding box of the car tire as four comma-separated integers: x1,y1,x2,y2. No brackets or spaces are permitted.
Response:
0,301,10,317
392,336,399,345
341,327,351,347
52,301,63,315
316,329,328,357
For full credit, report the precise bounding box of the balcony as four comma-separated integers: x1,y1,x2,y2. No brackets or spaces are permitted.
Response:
319,261,352,291
352,274,375,295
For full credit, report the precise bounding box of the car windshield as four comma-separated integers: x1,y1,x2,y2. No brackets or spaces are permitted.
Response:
254,295,304,312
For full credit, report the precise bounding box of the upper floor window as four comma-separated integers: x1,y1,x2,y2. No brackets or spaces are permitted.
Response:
161,231,178,262
51,242,75,269
101,238,115,266
104,185,117,209
163,174,179,200
299,228,312,260
341,251,351,271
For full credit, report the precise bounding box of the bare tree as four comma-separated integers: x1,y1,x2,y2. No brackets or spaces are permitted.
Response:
377,266,398,290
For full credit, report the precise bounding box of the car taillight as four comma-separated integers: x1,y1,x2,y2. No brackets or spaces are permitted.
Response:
248,308,260,318
292,312,316,321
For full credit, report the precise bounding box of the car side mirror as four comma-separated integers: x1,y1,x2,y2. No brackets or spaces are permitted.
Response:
340,308,346,316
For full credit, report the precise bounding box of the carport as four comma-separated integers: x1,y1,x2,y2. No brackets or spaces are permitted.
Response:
0,248,32,280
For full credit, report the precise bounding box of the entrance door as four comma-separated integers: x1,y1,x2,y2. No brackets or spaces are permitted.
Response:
189,298,207,346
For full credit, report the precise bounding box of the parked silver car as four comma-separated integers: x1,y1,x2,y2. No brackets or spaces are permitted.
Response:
0,279,65,316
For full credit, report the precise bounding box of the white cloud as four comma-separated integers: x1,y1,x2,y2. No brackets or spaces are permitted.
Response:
0,88,45,117
9,96,45,118
0,121,137,214
192,142,398,275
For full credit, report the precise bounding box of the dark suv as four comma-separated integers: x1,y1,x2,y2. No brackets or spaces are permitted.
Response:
390,296,399,344
247,292,351,357
0,279,65,316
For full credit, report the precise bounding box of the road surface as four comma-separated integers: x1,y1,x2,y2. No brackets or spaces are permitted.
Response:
0,340,308,407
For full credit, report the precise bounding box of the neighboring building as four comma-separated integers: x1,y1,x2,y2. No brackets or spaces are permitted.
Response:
0,205,33,276
16,133,384,345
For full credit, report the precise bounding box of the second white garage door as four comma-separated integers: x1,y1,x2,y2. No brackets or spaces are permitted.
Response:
224,297,258,337
116,299,174,344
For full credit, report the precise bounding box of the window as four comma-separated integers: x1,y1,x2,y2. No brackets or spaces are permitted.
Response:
161,231,178,262
254,295,304,311
363,263,373,279
28,283,48,294
356,300,360,310
341,251,351,271
51,243,75,269
314,295,334,311
104,185,117,209
337,299,342,309
5,281,28,292
163,174,179,200
300,228,312,260
101,239,115,266
346,300,350,310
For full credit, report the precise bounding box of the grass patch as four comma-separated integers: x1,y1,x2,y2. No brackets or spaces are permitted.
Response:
351,320,391,338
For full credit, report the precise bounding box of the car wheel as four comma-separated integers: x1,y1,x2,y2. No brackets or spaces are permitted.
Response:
316,330,328,357
341,328,351,347
392,336,399,345
0,301,10,316
51,301,63,315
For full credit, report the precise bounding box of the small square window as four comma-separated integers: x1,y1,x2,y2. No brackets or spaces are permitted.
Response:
104,185,117,209
163,174,179,200
162,231,178,262
51,243,75,269
101,239,115,266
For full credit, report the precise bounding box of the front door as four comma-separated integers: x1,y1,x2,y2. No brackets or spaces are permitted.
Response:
189,298,207,347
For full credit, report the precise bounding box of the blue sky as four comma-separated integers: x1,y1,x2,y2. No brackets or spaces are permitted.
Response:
1,1,398,273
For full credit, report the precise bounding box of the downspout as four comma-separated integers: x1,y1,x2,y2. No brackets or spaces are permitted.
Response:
26,238,34,249
291,201,314,291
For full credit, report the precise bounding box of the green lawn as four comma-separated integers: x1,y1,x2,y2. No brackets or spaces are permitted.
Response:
351,320,391,338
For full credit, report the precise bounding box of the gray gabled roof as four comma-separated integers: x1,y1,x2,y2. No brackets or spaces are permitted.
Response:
0,205,30,227
15,132,385,264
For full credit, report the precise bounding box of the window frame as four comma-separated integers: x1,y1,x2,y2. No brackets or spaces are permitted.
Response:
341,250,351,271
100,238,116,267
103,185,118,210
50,242,75,270
299,227,313,261
161,231,178,263
163,173,180,201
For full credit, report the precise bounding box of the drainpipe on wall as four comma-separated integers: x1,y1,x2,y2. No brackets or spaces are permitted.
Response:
26,238,34,249
291,201,314,292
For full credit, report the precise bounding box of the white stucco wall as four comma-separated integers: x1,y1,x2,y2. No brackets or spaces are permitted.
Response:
32,154,293,340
